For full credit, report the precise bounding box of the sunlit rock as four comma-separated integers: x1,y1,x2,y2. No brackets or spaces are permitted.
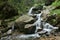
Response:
15,15,34,23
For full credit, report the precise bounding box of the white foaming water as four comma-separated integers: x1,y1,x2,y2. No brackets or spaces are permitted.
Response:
13,6,58,39
33,13,43,33
16,33,40,38
28,6,58,34
43,23,58,34
28,6,35,16
0,6,59,40
28,6,43,33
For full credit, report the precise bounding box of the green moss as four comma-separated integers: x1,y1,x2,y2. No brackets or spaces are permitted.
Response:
50,9,60,15
51,0,60,7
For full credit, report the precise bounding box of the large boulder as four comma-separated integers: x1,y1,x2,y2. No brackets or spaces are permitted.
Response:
15,15,34,23
0,15,36,36
24,24,36,34
14,15,36,34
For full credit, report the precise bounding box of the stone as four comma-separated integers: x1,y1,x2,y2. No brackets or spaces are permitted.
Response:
24,24,36,34
14,15,36,34
15,15,34,23
25,24,33,28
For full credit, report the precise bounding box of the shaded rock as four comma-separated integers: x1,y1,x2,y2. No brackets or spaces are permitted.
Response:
56,15,60,24
45,14,60,32
14,22,36,34
14,22,26,32
24,24,36,34
54,6,60,9
14,15,36,34
46,14,57,25
41,9,50,21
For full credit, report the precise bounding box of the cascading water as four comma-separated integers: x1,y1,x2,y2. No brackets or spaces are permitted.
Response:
33,13,43,33
28,6,58,35
0,6,59,40
42,22,58,34
28,6,35,16
28,6,43,33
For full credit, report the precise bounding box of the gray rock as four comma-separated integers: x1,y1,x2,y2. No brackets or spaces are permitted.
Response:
13,15,36,34
15,15,34,23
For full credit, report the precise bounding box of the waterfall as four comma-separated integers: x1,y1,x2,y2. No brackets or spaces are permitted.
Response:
42,23,58,34
28,6,58,35
33,13,43,33
28,6,43,33
1,6,59,40
28,6,35,16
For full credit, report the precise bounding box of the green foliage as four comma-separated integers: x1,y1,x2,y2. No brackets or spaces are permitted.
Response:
0,0,60,22
8,0,34,14
50,0,60,15
8,0,46,14
51,9,60,15
51,0,60,7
